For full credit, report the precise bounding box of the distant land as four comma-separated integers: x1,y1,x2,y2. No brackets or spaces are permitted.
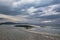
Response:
0,22,60,26
0,22,29,25
0,22,17,25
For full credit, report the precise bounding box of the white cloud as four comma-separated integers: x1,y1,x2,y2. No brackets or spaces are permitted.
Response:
20,4,60,18
0,0,13,2
12,0,39,8
41,20,53,23
12,0,53,8
27,7,37,13
26,7,38,15
0,0,14,4
39,4,60,16
0,0,54,9
21,9,25,11
14,4,60,23
0,14,27,22
0,0,60,24
20,7,38,16
0,0,15,6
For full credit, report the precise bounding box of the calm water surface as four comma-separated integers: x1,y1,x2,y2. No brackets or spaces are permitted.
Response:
0,25,60,35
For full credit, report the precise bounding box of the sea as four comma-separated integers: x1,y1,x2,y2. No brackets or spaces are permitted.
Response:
0,24,60,35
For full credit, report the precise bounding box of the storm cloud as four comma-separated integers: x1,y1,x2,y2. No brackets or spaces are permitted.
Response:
0,0,60,25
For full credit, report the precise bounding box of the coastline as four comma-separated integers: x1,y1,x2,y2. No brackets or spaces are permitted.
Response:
0,26,60,40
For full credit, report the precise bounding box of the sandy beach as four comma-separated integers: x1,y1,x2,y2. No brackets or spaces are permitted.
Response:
0,25,60,40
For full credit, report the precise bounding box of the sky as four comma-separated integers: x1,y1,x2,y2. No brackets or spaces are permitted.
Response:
0,0,60,25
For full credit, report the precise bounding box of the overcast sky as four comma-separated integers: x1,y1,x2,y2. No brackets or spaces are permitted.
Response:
0,0,60,25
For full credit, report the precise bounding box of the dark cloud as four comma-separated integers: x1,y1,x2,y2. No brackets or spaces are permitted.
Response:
0,0,60,25
0,0,59,15
53,7,60,12
0,0,60,15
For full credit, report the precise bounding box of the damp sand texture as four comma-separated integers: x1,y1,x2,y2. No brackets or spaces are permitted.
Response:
0,26,60,40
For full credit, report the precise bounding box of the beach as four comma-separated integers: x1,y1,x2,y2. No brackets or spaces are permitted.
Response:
0,25,60,40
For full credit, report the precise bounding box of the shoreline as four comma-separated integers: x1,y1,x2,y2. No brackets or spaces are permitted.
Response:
27,30,60,37
0,26,60,40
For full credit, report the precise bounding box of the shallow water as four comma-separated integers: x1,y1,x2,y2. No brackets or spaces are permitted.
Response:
29,26,60,35
0,25,60,35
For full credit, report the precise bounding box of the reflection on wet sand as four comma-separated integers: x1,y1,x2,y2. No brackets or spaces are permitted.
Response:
0,25,60,40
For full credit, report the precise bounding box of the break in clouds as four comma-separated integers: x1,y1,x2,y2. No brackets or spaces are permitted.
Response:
0,0,60,25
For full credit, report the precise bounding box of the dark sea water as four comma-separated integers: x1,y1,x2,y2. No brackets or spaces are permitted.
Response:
0,25,60,35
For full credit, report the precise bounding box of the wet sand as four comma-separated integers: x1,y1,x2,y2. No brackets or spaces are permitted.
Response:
0,26,60,40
